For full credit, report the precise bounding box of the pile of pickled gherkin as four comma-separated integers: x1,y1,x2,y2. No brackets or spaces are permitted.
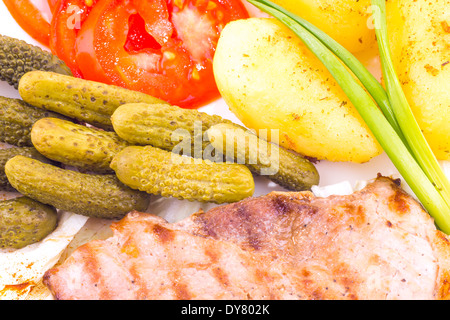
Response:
0,35,319,249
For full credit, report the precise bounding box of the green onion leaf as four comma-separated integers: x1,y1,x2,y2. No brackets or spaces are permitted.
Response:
246,0,450,233
371,0,450,209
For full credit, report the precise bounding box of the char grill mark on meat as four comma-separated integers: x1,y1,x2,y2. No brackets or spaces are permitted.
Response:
43,177,450,300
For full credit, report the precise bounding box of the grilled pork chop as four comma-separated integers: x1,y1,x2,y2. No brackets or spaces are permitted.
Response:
43,177,450,299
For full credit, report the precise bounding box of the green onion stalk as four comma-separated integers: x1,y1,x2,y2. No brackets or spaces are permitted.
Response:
246,0,450,233
371,0,450,208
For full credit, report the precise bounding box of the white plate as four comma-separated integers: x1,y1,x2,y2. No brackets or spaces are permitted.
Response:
1,0,449,301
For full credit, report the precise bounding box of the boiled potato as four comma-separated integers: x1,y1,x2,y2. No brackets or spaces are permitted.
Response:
387,0,450,160
213,18,383,163
269,0,376,53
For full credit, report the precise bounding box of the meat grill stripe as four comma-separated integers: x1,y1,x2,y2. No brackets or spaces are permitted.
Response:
43,177,450,300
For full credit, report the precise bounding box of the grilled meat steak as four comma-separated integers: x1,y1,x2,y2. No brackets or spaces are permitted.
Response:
44,177,450,299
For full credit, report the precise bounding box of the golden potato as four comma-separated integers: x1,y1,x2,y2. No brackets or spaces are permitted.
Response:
213,18,383,163
387,0,450,160
269,0,376,53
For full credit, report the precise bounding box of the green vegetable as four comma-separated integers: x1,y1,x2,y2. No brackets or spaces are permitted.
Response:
205,122,319,191
31,117,130,173
111,103,235,157
0,196,58,249
112,103,319,191
110,145,255,204
0,95,70,147
19,71,167,130
0,34,72,88
0,146,52,191
5,155,150,219
247,0,450,233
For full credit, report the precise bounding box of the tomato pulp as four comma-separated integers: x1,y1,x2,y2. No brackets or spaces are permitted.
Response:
74,0,249,108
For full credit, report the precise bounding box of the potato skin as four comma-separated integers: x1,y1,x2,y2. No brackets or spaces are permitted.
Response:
269,0,376,53
387,0,450,160
213,18,382,163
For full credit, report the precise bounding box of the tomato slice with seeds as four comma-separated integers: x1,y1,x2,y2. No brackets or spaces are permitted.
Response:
74,0,248,108
47,0,60,12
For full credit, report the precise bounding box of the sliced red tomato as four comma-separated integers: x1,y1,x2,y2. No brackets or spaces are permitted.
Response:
49,0,100,78
4,0,51,46
74,0,249,108
124,14,163,53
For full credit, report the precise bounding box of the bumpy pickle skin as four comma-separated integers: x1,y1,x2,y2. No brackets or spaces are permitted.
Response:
112,103,319,191
0,196,57,249
0,96,70,147
0,34,72,88
31,117,130,173
111,103,237,155
206,123,320,191
5,155,150,219
0,146,52,191
110,145,255,204
19,71,168,130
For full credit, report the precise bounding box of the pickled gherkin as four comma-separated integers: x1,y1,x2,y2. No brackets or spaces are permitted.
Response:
0,196,57,249
206,123,320,191
5,155,150,219
0,34,72,88
0,146,52,191
31,117,130,173
112,103,319,191
0,96,70,147
110,145,255,204
19,71,167,130
111,103,237,158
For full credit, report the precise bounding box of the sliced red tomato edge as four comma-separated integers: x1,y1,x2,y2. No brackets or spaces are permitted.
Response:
49,0,101,78
73,0,121,85
4,0,51,47
71,0,249,108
